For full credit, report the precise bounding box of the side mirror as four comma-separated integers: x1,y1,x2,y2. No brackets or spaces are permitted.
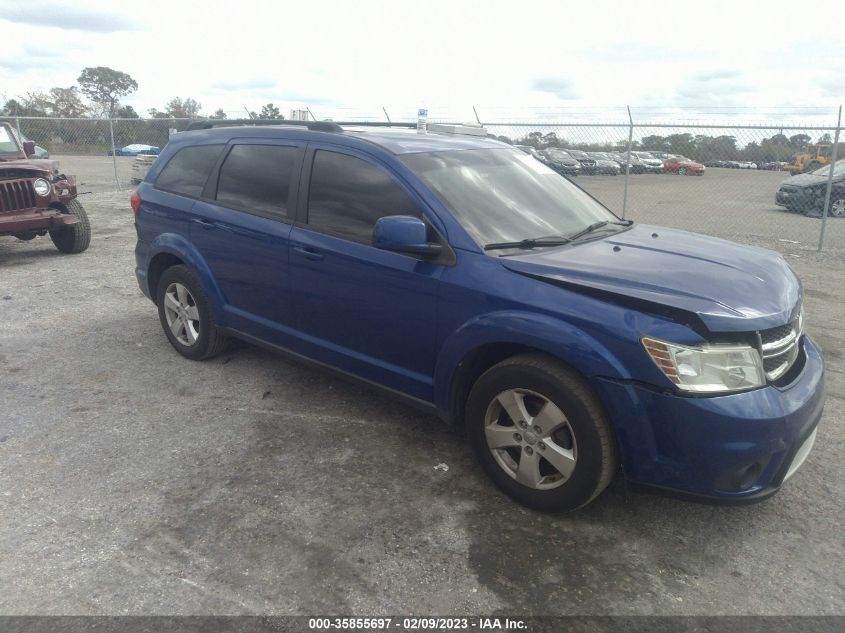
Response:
23,141,36,157
373,215,442,257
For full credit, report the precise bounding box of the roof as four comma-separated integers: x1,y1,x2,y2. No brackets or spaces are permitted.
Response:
175,124,508,155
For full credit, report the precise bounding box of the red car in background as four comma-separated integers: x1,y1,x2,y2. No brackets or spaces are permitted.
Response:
663,155,705,176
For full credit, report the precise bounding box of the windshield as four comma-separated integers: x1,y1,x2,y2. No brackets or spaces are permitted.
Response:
567,150,588,158
633,152,655,159
812,158,845,177
0,125,23,156
402,149,618,249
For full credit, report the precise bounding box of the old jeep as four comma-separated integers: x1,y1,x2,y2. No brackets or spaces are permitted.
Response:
0,121,90,253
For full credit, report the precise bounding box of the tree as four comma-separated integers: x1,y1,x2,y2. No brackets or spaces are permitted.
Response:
210,108,227,119
818,133,832,144
165,97,202,118
115,105,139,118
788,134,811,150
48,87,88,117
78,67,138,118
641,135,668,152
258,103,283,119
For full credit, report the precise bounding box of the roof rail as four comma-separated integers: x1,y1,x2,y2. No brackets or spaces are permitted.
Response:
185,119,418,133
186,119,344,132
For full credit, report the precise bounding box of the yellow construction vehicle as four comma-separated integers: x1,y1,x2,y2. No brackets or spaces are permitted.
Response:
785,144,833,175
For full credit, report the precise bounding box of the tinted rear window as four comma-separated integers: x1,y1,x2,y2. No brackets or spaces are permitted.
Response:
155,144,224,197
216,144,298,217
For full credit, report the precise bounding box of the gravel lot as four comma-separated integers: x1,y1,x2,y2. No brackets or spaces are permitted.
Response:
1,160,843,615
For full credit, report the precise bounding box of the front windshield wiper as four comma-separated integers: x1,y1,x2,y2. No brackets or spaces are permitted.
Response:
484,220,634,252
567,219,632,241
484,236,572,251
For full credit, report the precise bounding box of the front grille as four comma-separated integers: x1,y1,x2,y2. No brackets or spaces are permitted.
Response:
0,179,38,213
757,310,802,381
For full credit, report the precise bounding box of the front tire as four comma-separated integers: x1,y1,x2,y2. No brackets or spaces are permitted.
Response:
466,354,617,512
49,199,91,254
156,265,228,360
678,167,687,176
829,197,845,217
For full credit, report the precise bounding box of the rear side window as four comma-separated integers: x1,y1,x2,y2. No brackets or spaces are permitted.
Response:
307,150,420,242
155,144,224,197
216,144,298,217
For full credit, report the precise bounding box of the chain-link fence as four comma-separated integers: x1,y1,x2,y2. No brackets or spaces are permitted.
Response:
3,110,842,251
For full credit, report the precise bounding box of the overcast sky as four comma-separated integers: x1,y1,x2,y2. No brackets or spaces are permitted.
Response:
2,0,844,124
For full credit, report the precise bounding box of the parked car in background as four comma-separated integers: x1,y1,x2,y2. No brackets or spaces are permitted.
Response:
620,151,663,174
760,161,787,171
0,121,90,253
133,120,824,512
663,155,705,176
108,144,162,157
541,149,581,176
561,149,598,174
776,159,845,216
586,152,621,175
737,161,758,170
704,160,729,168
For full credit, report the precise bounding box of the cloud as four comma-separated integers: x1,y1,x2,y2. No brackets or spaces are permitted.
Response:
211,79,279,91
672,70,754,106
588,42,704,63
817,74,845,98
1,2,136,32
529,77,578,100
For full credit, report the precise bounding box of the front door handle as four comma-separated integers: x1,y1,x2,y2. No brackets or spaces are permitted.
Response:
191,218,217,230
293,245,325,261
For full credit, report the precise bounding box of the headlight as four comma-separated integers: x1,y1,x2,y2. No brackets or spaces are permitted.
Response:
33,178,51,197
642,336,765,394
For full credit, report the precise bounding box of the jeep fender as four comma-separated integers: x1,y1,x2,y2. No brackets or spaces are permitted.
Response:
433,310,631,414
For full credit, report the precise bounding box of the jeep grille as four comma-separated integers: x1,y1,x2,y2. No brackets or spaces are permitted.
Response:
0,179,37,213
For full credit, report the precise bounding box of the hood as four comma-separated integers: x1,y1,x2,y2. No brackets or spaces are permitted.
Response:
501,224,801,333
0,158,58,175
780,172,841,188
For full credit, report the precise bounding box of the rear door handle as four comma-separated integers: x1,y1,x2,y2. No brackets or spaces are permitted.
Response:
292,245,325,261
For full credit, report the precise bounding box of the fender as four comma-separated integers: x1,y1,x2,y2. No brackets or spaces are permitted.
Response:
433,310,632,413
146,232,227,325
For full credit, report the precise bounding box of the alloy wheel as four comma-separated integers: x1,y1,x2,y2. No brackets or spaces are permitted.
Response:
831,198,845,217
483,388,577,490
163,282,201,346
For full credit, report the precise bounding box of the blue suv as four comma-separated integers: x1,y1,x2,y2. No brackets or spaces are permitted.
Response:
132,120,825,511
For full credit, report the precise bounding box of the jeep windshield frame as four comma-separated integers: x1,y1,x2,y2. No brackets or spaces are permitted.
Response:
0,124,24,158
401,148,620,252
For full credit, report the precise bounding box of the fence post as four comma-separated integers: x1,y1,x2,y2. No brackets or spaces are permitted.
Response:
472,105,482,126
621,105,634,219
818,105,842,251
14,116,22,141
108,118,121,189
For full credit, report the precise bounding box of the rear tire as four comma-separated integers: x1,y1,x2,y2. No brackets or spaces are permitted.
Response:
156,265,228,360
49,199,91,254
829,197,845,217
466,354,617,512
678,167,687,176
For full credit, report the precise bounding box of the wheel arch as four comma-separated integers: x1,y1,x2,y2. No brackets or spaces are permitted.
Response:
435,311,630,427
145,233,226,323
